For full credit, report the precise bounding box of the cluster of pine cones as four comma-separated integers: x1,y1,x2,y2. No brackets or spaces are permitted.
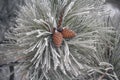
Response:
52,27,76,47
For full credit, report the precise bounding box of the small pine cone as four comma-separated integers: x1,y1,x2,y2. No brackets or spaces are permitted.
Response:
52,31,63,47
61,28,76,38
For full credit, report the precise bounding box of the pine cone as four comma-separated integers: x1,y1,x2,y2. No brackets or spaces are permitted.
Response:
61,28,76,38
52,31,63,47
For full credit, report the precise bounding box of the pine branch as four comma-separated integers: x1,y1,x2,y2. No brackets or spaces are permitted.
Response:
3,0,120,80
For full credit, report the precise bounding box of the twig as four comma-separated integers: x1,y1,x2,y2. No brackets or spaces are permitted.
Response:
98,73,106,80
0,61,20,67
9,65,14,80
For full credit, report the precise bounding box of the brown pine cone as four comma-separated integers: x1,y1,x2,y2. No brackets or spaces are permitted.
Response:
61,28,76,38
52,31,63,47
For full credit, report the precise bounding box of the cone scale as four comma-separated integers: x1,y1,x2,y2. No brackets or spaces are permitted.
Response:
52,30,63,47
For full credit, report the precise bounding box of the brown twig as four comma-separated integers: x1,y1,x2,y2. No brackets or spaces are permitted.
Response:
57,11,64,28
98,73,106,80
